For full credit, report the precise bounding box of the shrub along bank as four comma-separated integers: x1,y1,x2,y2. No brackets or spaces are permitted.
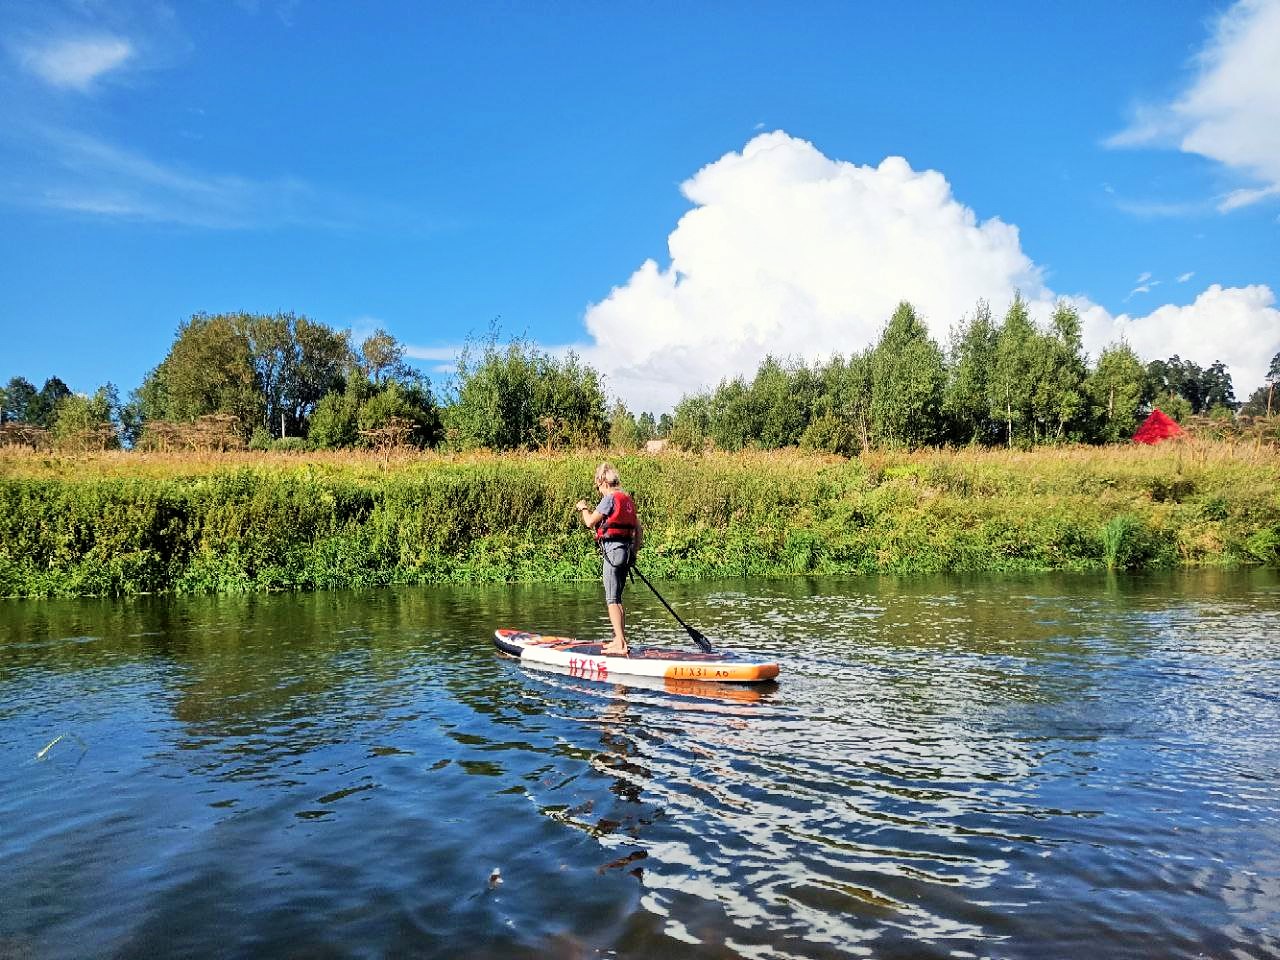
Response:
1,444,1277,597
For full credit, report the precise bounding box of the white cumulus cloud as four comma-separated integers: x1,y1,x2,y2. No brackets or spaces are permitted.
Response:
578,131,1280,411
1108,0,1280,211
17,35,134,91
1082,285,1280,396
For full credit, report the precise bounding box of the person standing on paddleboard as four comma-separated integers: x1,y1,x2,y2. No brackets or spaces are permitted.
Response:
575,462,642,657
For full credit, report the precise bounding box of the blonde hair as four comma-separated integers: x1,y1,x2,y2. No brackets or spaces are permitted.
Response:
594,462,620,488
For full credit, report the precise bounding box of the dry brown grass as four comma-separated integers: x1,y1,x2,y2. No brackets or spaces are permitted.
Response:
2,437,1276,480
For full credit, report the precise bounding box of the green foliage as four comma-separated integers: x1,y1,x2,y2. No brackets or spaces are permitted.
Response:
1,376,71,428
1160,393,1194,423
869,302,945,447
1035,302,1088,441
358,382,442,447
2,377,37,424
944,300,999,443
754,357,818,447
673,356,830,452
51,385,120,449
281,314,351,431
138,311,358,441
1145,356,1238,415
1246,525,1280,565
445,331,607,450
608,401,641,449
668,393,712,450
151,313,264,432
1240,383,1276,418
1086,342,1146,442
799,411,860,456
990,295,1039,447
360,328,411,386
308,390,361,449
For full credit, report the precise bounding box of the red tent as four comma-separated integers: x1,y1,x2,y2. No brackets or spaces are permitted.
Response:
1133,408,1184,445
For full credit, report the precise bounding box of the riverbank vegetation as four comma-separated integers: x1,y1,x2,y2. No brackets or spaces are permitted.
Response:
2,441,1277,597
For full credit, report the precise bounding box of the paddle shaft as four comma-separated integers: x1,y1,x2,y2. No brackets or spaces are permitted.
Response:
630,565,713,652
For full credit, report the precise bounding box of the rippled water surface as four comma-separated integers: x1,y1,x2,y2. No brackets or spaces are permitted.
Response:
3,570,1279,959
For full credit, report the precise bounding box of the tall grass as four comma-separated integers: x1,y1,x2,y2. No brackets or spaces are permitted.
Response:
1,440,1276,597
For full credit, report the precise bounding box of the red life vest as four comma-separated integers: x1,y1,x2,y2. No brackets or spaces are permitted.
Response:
595,490,638,541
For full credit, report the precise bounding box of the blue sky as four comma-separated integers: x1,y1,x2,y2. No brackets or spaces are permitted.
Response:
1,0,1277,411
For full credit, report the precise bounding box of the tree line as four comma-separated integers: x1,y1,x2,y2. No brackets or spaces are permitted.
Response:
2,304,1277,453
659,299,1278,454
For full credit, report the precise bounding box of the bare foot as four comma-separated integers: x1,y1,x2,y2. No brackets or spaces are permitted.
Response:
601,642,629,657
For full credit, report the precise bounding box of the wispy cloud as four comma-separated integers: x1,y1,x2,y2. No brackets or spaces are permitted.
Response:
1113,197,1214,218
1125,280,1162,301
0,124,355,229
1178,271,1196,283
1108,0,1280,213
1218,183,1280,211
1124,272,1163,301
404,344,462,374
0,3,387,231
15,35,134,91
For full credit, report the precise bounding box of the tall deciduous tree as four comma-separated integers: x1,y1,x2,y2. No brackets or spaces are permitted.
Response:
668,392,712,451
869,302,945,448
285,316,350,432
800,351,872,455
707,376,756,451
135,312,357,439
360,329,410,386
751,356,818,448
1032,302,1088,441
144,313,264,433
989,296,1039,447
944,300,999,443
1266,351,1280,417
1086,343,1146,442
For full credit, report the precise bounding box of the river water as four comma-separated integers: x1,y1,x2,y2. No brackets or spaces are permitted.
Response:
2,570,1278,959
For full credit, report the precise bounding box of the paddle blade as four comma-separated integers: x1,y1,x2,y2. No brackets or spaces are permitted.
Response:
688,627,713,653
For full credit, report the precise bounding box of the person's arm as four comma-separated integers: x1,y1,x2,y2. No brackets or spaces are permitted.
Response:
633,516,643,552
575,495,607,529
576,504,604,529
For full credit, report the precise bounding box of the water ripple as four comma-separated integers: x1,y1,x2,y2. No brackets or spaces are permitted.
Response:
2,572,1279,958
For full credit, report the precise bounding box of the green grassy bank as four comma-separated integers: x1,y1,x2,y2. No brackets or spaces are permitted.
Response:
2,443,1278,598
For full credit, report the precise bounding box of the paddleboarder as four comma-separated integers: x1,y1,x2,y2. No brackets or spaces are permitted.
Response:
575,462,642,656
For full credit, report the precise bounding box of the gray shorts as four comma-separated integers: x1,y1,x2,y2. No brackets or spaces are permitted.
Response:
601,541,633,605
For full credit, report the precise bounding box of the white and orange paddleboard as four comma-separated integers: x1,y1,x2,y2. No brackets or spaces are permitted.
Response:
493,629,780,684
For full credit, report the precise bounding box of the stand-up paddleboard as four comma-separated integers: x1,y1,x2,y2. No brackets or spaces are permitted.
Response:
494,629,780,683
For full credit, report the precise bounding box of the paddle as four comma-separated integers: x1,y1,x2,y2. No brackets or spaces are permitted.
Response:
630,565,713,653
